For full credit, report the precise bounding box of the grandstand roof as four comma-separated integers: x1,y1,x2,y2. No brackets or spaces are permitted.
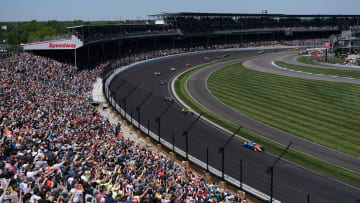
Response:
67,23,164,29
150,12,360,18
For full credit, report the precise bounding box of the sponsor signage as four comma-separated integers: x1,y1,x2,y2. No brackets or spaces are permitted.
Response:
49,43,76,49
323,42,330,49
23,35,83,50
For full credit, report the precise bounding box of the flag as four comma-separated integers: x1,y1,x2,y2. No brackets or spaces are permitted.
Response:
1,25,7,30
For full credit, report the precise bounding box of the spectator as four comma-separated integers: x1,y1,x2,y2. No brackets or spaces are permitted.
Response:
0,48,261,203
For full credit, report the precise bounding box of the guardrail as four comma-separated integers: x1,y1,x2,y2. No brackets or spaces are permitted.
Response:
102,48,285,203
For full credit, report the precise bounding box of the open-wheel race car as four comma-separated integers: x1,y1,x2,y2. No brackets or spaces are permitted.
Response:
164,96,174,102
216,54,230,59
181,107,194,117
242,141,265,152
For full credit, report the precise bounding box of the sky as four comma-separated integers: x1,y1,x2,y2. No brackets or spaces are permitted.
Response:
0,0,360,22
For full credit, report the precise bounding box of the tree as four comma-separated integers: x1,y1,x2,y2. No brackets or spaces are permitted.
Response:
47,20,67,34
28,26,58,42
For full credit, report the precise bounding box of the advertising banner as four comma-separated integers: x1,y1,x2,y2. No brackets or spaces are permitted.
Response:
23,35,83,50
323,42,330,49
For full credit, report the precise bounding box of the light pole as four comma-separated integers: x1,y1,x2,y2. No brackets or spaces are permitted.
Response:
240,159,243,190
155,101,174,143
74,48,77,69
218,126,242,181
267,141,293,203
135,93,152,128
130,110,133,124
110,80,126,104
147,120,150,136
182,113,202,159
172,134,175,152
206,146,209,172
121,86,138,118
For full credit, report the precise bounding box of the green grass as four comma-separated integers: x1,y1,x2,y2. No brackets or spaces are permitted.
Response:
297,56,326,66
328,56,345,64
208,63,360,157
275,61,360,79
174,60,360,188
297,56,344,66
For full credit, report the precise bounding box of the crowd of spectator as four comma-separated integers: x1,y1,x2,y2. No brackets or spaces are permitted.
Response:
67,14,360,44
0,37,327,203
165,15,358,34
0,51,253,203
101,38,324,79
281,39,324,46
71,25,179,43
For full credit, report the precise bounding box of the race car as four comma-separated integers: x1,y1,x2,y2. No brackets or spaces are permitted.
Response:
185,63,192,67
242,141,264,152
169,67,176,71
164,97,174,102
203,57,210,62
181,108,194,117
159,80,166,85
154,72,161,76
257,50,265,54
288,49,294,52
294,47,299,50
217,54,230,59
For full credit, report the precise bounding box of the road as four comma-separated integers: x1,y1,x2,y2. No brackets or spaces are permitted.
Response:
107,49,360,203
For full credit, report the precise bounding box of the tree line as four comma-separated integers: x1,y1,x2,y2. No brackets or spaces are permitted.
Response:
0,20,124,46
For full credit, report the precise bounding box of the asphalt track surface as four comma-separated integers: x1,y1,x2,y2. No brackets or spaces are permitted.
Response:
284,53,360,71
188,52,360,173
108,49,360,203
244,52,360,84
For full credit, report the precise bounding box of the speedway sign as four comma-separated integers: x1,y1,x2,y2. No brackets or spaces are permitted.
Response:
23,35,83,50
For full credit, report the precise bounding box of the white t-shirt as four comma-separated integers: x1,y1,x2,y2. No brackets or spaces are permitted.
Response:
26,171,37,179
19,182,28,193
70,189,83,203
29,195,41,203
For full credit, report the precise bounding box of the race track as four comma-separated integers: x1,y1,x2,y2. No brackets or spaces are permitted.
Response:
107,49,360,203
243,52,360,84
187,51,360,173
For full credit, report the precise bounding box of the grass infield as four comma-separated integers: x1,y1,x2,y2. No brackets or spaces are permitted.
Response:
276,60,360,79
297,56,344,67
208,63,360,158
175,60,360,188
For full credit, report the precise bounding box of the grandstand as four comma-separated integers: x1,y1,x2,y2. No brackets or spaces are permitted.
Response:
6,11,360,203
23,12,360,67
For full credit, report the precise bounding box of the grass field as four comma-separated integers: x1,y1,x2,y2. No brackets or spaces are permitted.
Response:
328,56,345,64
275,61,360,79
297,56,344,66
175,60,360,188
297,56,320,66
207,63,360,158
